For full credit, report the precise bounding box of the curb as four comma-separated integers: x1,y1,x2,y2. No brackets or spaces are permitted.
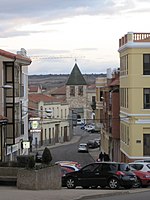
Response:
73,191,129,200
73,188,150,200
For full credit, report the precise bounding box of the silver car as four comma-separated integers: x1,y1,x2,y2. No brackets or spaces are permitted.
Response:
78,143,89,153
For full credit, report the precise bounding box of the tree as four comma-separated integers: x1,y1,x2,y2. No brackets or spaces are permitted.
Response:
42,147,52,165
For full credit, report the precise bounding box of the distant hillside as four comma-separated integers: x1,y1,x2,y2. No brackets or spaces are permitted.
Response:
28,73,106,89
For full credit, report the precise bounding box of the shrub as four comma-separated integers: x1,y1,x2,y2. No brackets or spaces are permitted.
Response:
27,156,35,169
17,155,35,168
42,147,52,165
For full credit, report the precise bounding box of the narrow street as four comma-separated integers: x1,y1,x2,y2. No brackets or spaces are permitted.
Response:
50,126,100,167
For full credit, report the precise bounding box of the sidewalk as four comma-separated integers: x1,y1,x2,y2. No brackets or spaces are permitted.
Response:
0,185,150,200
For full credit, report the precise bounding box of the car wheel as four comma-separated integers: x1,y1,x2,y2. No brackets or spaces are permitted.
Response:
66,177,76,189
108,178,120,189
134,178,142,188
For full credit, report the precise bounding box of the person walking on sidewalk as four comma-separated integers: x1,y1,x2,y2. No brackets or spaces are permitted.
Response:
98,152,104,161
103,152,110,161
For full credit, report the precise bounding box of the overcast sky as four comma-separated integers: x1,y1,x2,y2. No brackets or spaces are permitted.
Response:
0,0,150,75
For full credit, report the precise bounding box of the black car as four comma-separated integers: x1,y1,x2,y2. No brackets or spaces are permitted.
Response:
63,162,137,189
35,151,43,163
87,140,99,149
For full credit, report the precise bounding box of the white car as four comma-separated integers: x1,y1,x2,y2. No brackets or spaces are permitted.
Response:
78,143,89,153
77,119,84,125
84,124,95,132
134,159,150,163
128,162,150,172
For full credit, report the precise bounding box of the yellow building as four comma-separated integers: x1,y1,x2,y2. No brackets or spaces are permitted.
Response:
118,32,150,162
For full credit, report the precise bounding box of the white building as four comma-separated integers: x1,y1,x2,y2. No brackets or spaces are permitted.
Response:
0,48,31,161
28,93,70,149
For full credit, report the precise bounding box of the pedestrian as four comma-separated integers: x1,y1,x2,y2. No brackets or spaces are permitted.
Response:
103,152,110,161
99,152,104,161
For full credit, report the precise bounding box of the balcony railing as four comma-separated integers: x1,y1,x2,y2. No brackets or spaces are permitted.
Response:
119,32,150,47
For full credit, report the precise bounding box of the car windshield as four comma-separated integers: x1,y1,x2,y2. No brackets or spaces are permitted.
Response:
119,164,130,171
80,144,87,147
129,164,143,170
147,164,150,169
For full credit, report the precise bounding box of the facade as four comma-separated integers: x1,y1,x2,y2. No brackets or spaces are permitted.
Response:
86,84,96,124
0,48,31,161
95,77,107,130
118,32,150,162
28,93,70,149
95,69,120,161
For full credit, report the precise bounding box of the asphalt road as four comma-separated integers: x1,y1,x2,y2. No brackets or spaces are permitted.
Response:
79,190,150,200
50,127,100,167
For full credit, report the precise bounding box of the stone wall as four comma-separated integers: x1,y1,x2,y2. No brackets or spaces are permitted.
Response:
17,164,61,190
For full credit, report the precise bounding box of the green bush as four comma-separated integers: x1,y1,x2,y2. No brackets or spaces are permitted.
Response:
42,147,52,165
17,155,35,168
27,156,35,169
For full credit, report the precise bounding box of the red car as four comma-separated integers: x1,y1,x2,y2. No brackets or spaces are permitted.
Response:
61,166,74,177
132,170,150,188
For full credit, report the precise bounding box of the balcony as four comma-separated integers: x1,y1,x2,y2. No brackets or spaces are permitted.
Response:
119,32,150,47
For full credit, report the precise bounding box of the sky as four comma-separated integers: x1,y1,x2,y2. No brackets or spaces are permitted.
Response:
0,0,150,75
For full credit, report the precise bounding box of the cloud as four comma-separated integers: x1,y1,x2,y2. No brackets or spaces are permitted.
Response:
1,0,150,75
0,0,146,38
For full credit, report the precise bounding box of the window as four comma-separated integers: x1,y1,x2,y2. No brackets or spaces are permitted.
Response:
82,163,99,173
144,88,150,109
78,86,83,96
144,134,150,156
100,91,103,101
120,55,128,76
70,86,75,96
143,54,150,75
120,88,128,108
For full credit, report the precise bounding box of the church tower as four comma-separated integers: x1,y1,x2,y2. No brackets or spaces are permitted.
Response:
66,62,87,122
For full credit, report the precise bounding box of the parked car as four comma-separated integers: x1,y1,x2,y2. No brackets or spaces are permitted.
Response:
128,162,150,172
134,159,150,163
80,124,86,130
63,162,137,189
77,119,84,125
55,161,81,168
78,143,89,153
130,167,150,188
93,138,100,147
35,151,43,163
61,165,80,172
61,166,74,177
84,124,95,132
87,140,99,149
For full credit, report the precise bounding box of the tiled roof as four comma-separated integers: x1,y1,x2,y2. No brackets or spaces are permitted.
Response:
0,49,31,63
50,86,66,95
29,86,38,92
87,84,96,89
109,78,119,86
66,63,87,85
29,93,60,103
